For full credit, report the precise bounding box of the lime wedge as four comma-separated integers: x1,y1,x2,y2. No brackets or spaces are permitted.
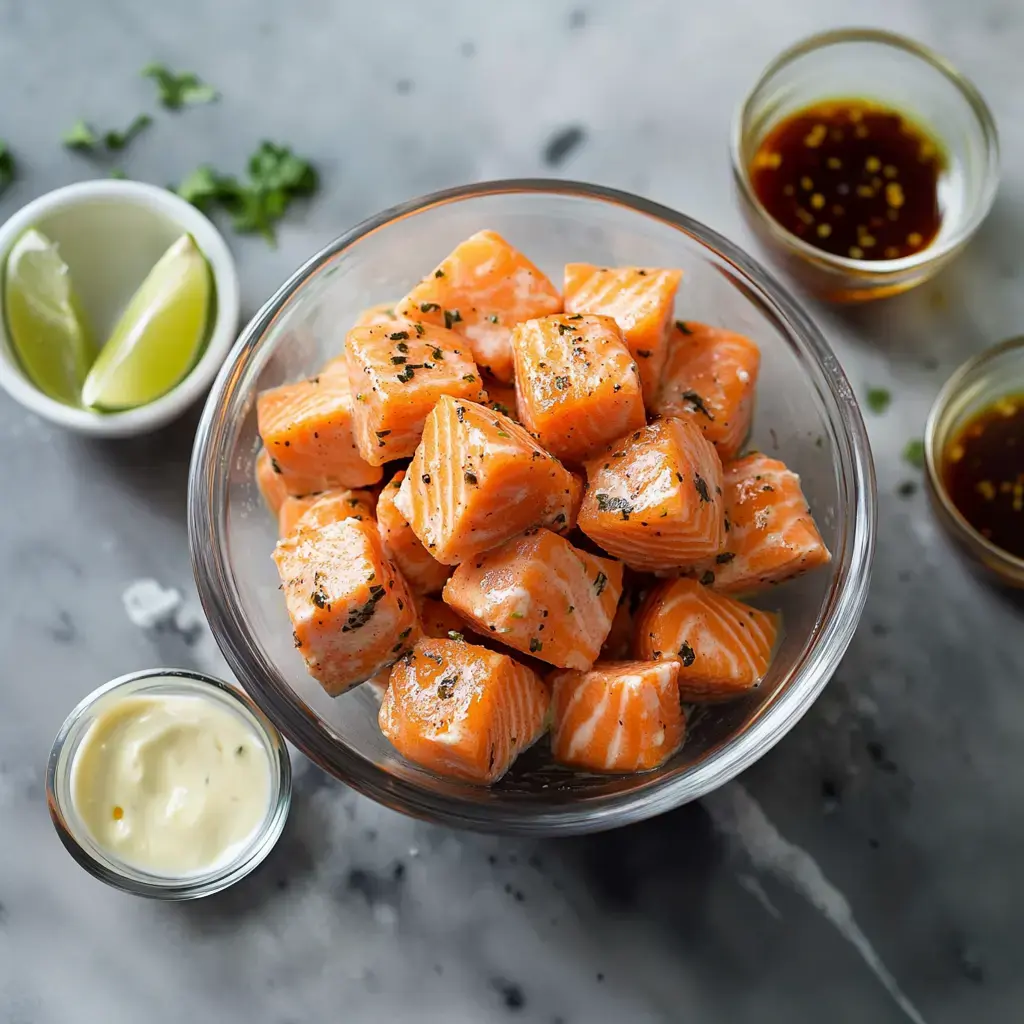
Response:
4,228,95,405
82,233,211,410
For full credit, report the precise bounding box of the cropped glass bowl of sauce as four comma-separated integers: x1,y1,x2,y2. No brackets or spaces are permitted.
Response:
47,669,291,899
926,337,1024,587
732,28,999,303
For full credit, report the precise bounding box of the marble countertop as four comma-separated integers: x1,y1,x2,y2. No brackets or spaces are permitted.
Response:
2,1,1023,1021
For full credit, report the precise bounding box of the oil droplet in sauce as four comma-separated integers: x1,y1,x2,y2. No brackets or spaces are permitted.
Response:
942,395,1024,559
749,98,945,261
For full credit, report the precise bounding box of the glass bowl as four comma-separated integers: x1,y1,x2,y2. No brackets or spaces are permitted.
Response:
925,336,1024,588
46,668,292,899
732,28,1000,303
188,180,875,835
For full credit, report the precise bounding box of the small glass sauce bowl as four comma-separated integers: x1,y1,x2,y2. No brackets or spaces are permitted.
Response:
925,337,1024,588
46,668,292,899
731,28,999,303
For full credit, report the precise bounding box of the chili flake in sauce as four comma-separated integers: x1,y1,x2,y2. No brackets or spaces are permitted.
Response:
942,395,1024,559
749,99,944,261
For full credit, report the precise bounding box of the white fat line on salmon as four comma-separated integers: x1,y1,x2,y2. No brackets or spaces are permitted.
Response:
121,578,229,679
704,783,928,1024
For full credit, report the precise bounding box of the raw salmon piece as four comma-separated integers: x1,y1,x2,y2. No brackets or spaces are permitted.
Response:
600,596,634,660
353,302,399,328
695,453,831,593
273,518,418,696
417,596,467,639
564,264,682,402
278,488,376,537
442,528,623,670
550,660,685,772
344,319,487,465
634,578,778,701
394,396,579,564
377,470,452,594
256,448,289,517
578,418,725,571
257,373,383,493
395,230,562,383
653,321,761,460
511,313,646,464
379,637,550,784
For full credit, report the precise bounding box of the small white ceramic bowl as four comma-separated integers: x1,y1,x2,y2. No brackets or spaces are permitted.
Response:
0,179,240,437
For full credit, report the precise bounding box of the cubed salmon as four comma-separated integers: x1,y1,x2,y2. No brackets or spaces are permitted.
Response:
694,453,831,593
442,528,623,670
273,518,418,695
394,396,579,564
511,313,646,464
577,418,725,571
256,448,290,517
377,470,452,595
482,377,519,420
379,637,551,784
416,595,467,639
600,595,634,660
344,319,487,466
564,264,682,402
653,321,760,460
550,660,685,772
395,230,562,383
257,373,384,493
278,488,375,537
634,578,778,701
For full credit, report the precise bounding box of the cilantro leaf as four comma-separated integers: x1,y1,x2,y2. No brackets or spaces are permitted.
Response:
866,387,891,414
143,63,218,109
62,119,98,151
103,114,152,151
0,141,15,198
903,438,925,469
174,165,234,209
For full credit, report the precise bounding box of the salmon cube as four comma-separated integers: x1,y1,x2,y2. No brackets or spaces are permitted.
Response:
442,528,623,670
634,578,778,701
578,418,726,571
379,637,551,784
278,488,375,537
257,373,383,493
511,313,646,464
273,518,418,695
395,230,562,383
394,396,579,564
256,448,289,517
696,453,831,593
653,321,761,460
600,595,634,660
564,264,682,402
344,319,487,465
352,302,398,328
482,377,519,421
550,660,685,772
377,471,452,595
416,596,467,639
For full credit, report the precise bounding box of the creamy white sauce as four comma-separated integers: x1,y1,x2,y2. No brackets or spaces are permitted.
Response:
71,694,271,876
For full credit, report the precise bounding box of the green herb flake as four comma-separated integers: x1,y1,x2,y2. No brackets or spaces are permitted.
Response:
554,375,570,390
675,320,693,334
388,331,409,341
142,63,218,109
681,390,715,420
103,114,152,152
510,611,525,619
444,309,462,329
420,301,440,312
462,373,476,383
595,492,634,520
447,630,465,642
310,571,330,609
0,141,15,198
434,268,445,278
430,346,444,361
343,584,387,632
437,676,458,699
594,571,609,596
529,637,543,653
903,438,925,469
464,471,478,485
678,641,696,666
397,365,415,383
694,474,711,503
699,570,715,586
62,119,98,151
390,355,407,365
715,552,735,564
488,314,499,323
866,387,892,414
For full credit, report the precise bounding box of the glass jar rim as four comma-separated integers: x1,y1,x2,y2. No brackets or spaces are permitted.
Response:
730,26,1001,277
46,668,292,899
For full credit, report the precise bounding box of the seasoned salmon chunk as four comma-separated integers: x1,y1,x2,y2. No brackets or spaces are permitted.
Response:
379,637,551,784
257,373,384,493
550,660,685,772
563,264,682,402
578,418,726,571
256,448,290,517
344,319,487,465
634,578,778,701
377,471,452,595
395,230,562,383
653,322,761,460
511,313,646,464
416,596,467,639
698,453,831,593
395,396,579,564
273,518,418,695
278,488,375,538
442,528,623,670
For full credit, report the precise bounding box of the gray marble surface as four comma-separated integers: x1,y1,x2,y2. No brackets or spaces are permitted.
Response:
2,1,1023,1021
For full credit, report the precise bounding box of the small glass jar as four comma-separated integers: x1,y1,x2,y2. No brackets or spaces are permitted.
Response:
925,337,1024,588
46,668,292,899
731,28,999,303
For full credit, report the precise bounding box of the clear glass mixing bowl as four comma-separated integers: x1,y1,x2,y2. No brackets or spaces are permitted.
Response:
188,180,876,835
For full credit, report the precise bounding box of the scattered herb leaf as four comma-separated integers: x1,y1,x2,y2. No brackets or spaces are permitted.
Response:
866,387,891,414
142,63,218,109
678,641,696,667
694,474,711,503
681,390,715,420
0,141,15,198
437,676,457,699
675,320,693,334
903,439,925,468
62,119,98,151
594,571,608,595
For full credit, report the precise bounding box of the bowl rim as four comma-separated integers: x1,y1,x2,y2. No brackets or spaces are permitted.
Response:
188,178,876,835
730,26,1001,277
0,179,241,438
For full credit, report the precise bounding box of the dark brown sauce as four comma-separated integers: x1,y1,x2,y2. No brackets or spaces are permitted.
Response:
750,98,944,261
942,395,1024,559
